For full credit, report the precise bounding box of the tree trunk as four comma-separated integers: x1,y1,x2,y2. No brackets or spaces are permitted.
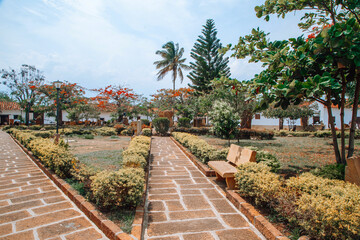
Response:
301,117,308,129
348,73,360,158
279,118,284,130
326,96,342,164
340,76,346,164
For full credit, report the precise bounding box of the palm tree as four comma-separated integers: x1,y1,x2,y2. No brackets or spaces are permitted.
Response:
154,41,190,90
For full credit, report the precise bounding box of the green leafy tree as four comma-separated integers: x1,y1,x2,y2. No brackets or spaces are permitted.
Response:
0,91,12,102
209,101,240,146
263,103,317,130
225,1,360,164
188,19,231,93
154,41,190,90
1,64,45,112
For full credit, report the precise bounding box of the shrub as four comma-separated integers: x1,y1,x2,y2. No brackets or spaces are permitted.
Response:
178,117,191,128
313,130,332,138
171,127,212,135
71,163,99,189
153,117,170,136
311,163,345,180
114,124,126,134
90,168,145,208
285,173,360,239
142,128,152,137
235,164,360,240
255,149,281,172
33,131,53,138
141,119,150,126
95,127,117,136
120,127,134,136
29,125,42,130
84,134,95,139
121,136,151,169
2,125,12,131
236,128,274,140
235,162,282,206
172,132,227,163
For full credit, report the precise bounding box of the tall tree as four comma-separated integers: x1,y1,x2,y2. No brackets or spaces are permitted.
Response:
225,1,360,164
154,41,190,90
1,64,45,110
188,19,231,93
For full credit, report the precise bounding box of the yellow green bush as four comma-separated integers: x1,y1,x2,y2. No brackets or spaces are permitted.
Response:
90,168,145,208
235,164,360,239
235,162,282,206
71,163,99,189
94,127,117,136
122,136,151,169
142,128,152,137
172,132,228,163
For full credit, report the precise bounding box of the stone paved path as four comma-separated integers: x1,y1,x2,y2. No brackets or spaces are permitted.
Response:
0,130,108,240
144,137,265,240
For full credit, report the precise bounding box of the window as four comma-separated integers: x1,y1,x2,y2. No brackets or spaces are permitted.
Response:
255,114,261,120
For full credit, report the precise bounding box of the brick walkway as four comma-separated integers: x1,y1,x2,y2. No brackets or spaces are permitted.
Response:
144,137,265,240
0,130,108,240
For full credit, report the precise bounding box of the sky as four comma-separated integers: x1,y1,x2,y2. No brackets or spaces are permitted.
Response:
0,0,305,98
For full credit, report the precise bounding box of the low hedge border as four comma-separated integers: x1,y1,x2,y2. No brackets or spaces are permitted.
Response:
170,136,290,240
8,131,151,240
170,136,216,177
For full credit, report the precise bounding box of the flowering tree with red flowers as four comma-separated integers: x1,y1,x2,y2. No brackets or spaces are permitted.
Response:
91,85,137,122
151,87,195,118
35,81,89,123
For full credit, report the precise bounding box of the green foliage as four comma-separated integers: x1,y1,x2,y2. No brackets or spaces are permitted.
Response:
83,134,95,139
29,125,42,130
0,91,13,102
120,127,134,136
251,148,281,172
90,168,145,208
178,117,191,128
188,19,230,93
311,164,345,180
236,128,274,140
235,163,360,239
209,101,239,141
122,136,151,169
171,127,212,135
141,119,150,126
153,117,170,136
153,41,190,90
94,127,117,136
141,128,152,137
172,132,228,164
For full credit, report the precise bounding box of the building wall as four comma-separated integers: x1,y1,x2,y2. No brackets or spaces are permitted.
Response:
0,109,34,123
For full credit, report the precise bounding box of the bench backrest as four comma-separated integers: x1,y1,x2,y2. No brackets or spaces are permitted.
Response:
345,155,360,186
227,144,257,167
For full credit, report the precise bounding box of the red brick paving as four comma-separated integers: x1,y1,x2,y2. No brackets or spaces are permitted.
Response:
0,130,108,239
144,137,265,240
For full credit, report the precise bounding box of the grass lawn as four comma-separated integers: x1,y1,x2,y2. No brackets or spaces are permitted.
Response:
66,135,136,233
200,135,360,173
67,135,131,171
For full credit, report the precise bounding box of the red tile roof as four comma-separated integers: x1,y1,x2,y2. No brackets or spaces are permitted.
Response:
0,102,22,111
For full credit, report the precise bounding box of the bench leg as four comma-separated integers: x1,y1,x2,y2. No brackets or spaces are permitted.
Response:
215,172,224,181
225,177,236,190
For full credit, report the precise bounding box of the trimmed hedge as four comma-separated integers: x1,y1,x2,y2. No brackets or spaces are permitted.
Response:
171,127,212,135
153,117,170,136
235,163,360,239
172,132,228,164
142,128,152,137
7,128,76,178
122,136,151,169
236,128,274,140
90,168,145,208
275,129,360,139
178,117,191,128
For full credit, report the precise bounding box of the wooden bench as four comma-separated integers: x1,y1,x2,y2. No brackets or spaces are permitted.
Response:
345,155,360,186
208,144,256,190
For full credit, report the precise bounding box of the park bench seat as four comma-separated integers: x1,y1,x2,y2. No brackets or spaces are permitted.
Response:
208,144,256,190
345,155,360,186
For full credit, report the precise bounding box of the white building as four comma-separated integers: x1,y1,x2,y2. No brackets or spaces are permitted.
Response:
0,102,34,125
252,102,360,130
